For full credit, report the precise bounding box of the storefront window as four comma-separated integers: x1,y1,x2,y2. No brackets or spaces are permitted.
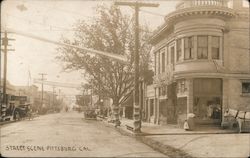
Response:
177,39,182,61
197,36,208,59
212,36,220,59
184,36,194,60
150,99,154,116
242,82,250,93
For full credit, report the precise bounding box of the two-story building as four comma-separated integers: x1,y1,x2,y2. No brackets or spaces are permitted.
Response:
149,0,250,127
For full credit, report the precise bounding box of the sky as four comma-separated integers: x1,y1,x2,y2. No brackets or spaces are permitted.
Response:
1,0,177,96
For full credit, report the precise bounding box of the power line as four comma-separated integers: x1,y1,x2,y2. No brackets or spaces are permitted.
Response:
140,8,165,17
1,27,127,63
5,13,75,32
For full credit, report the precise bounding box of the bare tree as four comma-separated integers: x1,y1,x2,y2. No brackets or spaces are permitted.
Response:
56,5,152,125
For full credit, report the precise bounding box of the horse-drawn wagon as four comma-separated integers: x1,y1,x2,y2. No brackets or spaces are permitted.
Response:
222,108,250,133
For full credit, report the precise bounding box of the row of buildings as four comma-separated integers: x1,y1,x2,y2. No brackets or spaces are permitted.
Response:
141,0,250,128
0,80,64,115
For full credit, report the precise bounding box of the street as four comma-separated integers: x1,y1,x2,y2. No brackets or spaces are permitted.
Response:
0,112,166,157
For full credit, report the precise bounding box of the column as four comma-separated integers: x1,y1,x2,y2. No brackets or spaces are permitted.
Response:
187,78,194,114
154,87,157,124
147,99,150,122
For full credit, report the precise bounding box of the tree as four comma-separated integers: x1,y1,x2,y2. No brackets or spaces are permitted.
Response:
56,5,152,126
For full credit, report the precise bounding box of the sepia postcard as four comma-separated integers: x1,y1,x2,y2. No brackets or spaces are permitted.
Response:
0,0,250,157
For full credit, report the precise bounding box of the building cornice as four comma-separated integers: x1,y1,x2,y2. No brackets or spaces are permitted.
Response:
174,72,250,80
150,6,236,44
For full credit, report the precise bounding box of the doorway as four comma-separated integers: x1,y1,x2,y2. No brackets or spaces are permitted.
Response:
193,78,222,125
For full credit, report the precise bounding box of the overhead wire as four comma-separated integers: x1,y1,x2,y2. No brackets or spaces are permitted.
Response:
4,13,75,32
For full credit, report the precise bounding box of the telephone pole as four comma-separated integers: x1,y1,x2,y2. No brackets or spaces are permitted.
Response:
1,31,15,117
114,1,159,133
39,73,47,107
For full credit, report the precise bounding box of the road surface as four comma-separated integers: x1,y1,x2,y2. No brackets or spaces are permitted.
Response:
0,111,166,157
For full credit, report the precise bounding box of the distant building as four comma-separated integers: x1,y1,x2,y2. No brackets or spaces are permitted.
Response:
147,0,250,127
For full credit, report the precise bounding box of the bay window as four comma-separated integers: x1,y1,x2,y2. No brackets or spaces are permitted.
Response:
184,36,194,60
197,36,208,59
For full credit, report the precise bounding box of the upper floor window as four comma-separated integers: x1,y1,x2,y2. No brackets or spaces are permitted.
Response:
184,36,194,60
159,86,167,96
177,79,187,94
197,36,208,59
165,46,169,65
212,36,220,59
158,51,161,74
177,39,182,61
170,46,175,64
161,50,165,73
154,53,156,75
242,81,250,93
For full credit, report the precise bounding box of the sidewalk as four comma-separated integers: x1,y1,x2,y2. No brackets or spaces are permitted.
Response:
103,118,250,158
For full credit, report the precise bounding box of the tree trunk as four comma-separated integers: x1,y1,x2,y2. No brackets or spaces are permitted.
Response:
112,99,121,127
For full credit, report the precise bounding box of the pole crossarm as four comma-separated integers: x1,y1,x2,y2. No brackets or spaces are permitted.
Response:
1,27,128,64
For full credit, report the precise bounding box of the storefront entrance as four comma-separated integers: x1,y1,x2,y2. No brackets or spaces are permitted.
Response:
193,78,222,125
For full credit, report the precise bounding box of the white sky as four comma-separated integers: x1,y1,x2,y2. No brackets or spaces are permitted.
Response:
1,0,177,96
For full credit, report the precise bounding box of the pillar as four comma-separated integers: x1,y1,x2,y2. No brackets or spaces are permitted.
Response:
187,78,194,114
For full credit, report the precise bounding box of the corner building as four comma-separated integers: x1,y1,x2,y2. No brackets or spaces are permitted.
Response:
149,0,250,127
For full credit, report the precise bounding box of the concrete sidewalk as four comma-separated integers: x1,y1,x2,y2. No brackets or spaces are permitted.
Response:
103,118,250,158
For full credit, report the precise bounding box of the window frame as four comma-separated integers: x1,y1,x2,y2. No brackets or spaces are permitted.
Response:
242,81,250,94
176,39,182,61
197,36,208,59
211,36,220,60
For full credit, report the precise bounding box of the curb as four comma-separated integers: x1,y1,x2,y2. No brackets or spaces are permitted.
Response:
0,120,15,126
102,120,193,158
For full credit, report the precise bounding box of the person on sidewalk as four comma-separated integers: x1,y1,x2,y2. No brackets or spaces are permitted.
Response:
184,113,195,131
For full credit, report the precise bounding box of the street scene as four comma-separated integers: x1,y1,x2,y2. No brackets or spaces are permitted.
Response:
1,111,165,157
1,0,250,157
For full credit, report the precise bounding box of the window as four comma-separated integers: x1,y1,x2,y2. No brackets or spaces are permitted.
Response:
177,39,182,61
184,36,194,60
165,46,168,65
161,50,165,73
170,46,175,64
154,53,156,75
158,51,160,74
177,79,187,93
197,36,208,59
242,82,250,93
212,36,220,59
150,99,154,116
159,86,167,96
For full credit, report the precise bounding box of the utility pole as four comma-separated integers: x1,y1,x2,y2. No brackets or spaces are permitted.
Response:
114,1,159,133
1,31,15,117
39,73,47,107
